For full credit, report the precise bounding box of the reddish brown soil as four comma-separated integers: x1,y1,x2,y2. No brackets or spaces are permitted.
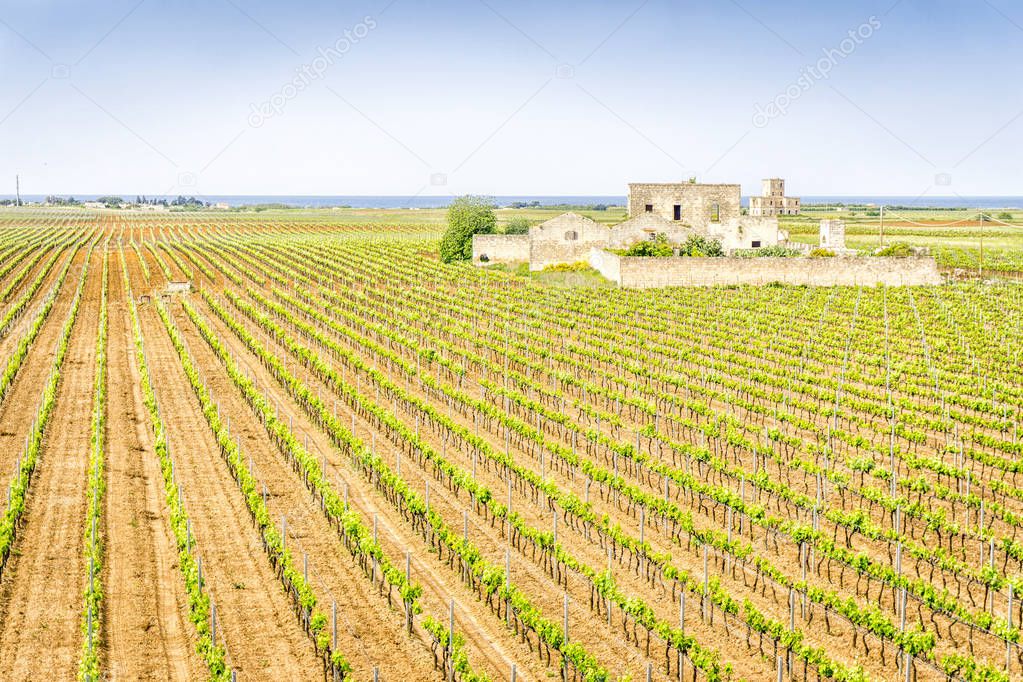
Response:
103,251,201,680
0,250,101,679
170,300,438,681
135,302,322,678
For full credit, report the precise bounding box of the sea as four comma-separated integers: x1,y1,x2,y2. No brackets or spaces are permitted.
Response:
5,194,1023,210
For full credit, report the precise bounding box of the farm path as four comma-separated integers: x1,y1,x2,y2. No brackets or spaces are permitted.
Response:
103,252,201,681
0,248,100,680
171,299,439,681
137,302,321,680
193,289,544,682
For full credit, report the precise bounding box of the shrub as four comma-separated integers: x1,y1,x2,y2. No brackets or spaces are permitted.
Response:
440,195,496,263
733,246,802,258
678,235,724,257
504,217,532,235
809,248,835,258
998,212,1013,221
625,233,674,257
875,242,913,257
543,261,591,272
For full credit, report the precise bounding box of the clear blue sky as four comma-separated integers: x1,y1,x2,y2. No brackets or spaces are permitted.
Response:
1,0,1020,197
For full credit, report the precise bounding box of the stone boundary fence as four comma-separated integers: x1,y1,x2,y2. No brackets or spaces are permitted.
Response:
588,248,944,288
472,234,529,265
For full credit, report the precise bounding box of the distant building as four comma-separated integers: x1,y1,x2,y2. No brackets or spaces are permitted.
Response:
749,178,800,216
83,201,105,209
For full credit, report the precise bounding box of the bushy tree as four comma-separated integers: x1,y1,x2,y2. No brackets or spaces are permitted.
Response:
876,242,912,257
734,245,802,258
503,217,533,235
440,195,496,263
678,235,724,257
625,233,674,257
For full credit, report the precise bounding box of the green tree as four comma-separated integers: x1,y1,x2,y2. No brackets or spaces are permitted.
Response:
625,233,674,257
440,195,496,263
504,217,532,235
678,234,724,257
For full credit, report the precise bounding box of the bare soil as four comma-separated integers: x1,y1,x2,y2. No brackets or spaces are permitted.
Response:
0,249,100,680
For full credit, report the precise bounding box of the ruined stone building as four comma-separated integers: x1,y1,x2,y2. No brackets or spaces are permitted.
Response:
749,178,800,216
627,182,741,226
473,180,792,270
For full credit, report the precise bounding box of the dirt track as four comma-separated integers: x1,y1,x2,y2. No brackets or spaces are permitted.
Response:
0,248,99,680
189,292,539,681
170,300,438,681
136,302,322,679
103,250,200,680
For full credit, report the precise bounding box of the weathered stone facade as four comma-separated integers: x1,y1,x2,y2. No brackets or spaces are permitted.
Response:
588,248,943,288
472,233,529,264
819,219,847,250
706,217,785,251
527,213,610,271
627,182,741,227
750,178,800,216
608,213,697,249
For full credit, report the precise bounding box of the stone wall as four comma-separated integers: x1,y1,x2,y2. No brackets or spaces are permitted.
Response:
708,217,781,251
627,183,741,227
609,213,697,249
472,234,529,265
589,248,943,288
529,213,610,271
588,247,621,282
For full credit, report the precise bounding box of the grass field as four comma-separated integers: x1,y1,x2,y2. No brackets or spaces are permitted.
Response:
0,210,1021,681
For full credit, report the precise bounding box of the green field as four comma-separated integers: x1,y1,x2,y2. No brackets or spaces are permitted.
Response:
11,202,1023,273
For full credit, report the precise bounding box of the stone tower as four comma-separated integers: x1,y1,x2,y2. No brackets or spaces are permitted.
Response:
749,178,800,216
763,178,785,198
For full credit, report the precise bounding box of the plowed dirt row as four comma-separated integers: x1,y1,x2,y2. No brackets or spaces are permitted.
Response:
102,250,201,681
0,248,100,679
136,303,321,680
191,292,546,682
239,243,899,679
169,300,439,681
226,283,717,682
0,244,76,397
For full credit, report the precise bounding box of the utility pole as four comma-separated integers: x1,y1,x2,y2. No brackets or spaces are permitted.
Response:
15,175,21,207
979,212,985,278
879,205,885,247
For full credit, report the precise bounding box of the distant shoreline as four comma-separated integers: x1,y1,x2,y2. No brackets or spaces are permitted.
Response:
3,194,1022,210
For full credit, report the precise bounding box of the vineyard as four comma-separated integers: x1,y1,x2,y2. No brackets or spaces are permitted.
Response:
0,211,1021,682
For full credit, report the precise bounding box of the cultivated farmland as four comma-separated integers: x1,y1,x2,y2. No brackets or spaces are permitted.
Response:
0,211,1021,682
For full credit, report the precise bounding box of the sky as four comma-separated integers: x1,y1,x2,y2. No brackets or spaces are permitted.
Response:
0,0,1021,198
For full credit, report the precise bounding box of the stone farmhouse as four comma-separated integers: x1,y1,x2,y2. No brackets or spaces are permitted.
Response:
471,178,943,287
473,180,792,271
